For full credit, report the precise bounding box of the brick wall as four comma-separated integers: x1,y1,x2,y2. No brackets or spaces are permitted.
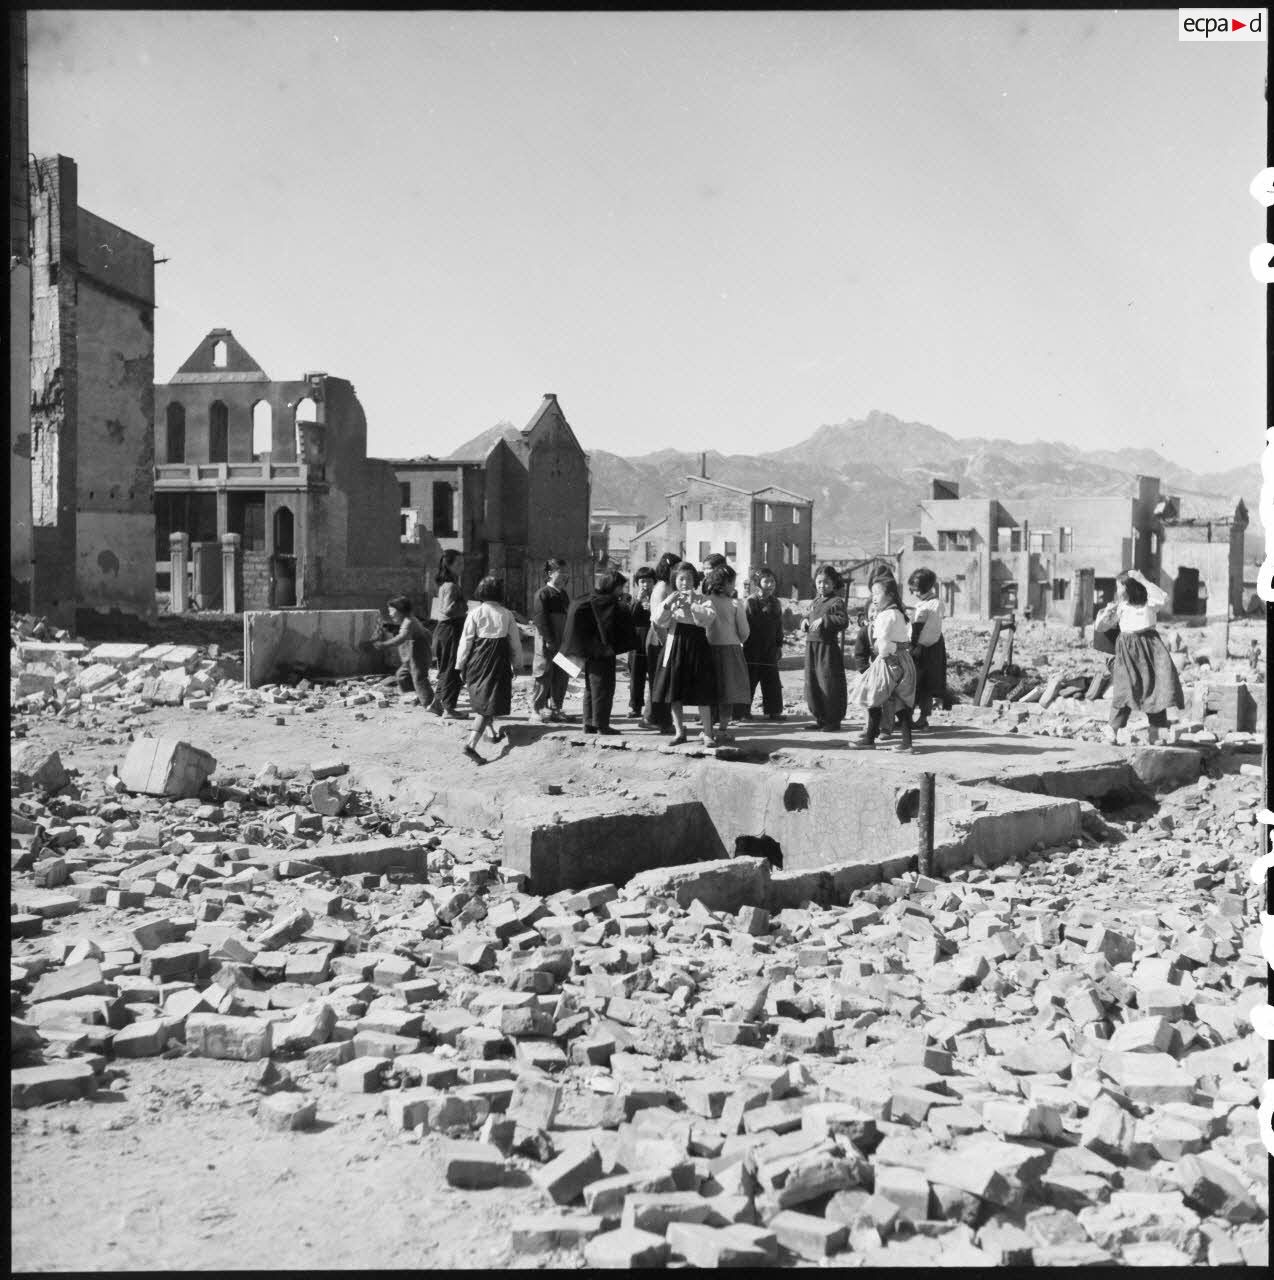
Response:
241,550,272,611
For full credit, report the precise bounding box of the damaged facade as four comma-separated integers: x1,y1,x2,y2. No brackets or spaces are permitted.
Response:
902,476,1247,622
19,154,157,627
154,329,425,612
391,393,593,616
646,474,815,599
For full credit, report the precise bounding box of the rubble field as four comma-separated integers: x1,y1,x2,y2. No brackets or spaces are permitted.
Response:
10,611,1268,1270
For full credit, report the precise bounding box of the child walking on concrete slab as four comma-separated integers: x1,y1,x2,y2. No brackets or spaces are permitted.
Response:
803,564,848,732
907,567,947,732
1096,568,1183,745
849,572,917,752
456,577,522,764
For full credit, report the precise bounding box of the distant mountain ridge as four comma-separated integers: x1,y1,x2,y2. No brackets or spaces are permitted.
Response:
447,410,1259,557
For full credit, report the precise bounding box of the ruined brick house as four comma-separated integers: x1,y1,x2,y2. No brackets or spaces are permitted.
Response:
643,467,815,600
391,394,592,616
154,328,425,611
901,476,1247,622
1155,493,1249,618
16,154,156,626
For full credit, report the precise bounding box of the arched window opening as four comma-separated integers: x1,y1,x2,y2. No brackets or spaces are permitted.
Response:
165,402,186,463
213,339,228,368
209,400,228,464
252,401,273,459
273,506,295,555
294,396,318,463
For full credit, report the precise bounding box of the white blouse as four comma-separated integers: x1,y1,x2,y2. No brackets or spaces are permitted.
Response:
872,606,911,656
456,601,520,668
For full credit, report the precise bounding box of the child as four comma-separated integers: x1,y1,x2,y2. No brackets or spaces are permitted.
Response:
703,564,750,740
803,564,849,732
430,550,469,720
1094,568,1183,745
850,573,917,752
455,577,522,763
906,567,947,732
369,595,434,708
651,561,719,746
531,558,571,723
627,566,655,718
741,566,784,721
643,552,681,732
561,570,639,735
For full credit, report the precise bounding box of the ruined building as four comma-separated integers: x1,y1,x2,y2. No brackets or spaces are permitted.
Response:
154,329,425,611
18,153,156,625
903,476,1247,622
637,462,815,599
392,394,593,615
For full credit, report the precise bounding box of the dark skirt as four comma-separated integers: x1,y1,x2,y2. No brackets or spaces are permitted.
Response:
433,617,462,670
804,640,847,727
462,635,513,717
914,635,947,701
1111,629,1183,714
651,622,718,706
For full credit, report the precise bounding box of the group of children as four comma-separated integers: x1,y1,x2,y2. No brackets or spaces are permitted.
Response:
373,550,1182,763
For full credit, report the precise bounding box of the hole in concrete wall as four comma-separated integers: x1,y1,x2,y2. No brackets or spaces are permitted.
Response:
895,787,920,824
213,339,228,368
166,402,185,463
209,400,228,464
735,834,783,869
783,782,809,812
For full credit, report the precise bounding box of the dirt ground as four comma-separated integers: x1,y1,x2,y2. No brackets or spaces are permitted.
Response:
10,615,1267,1271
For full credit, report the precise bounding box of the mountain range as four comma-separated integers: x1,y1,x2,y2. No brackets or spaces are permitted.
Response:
448,410,1261,560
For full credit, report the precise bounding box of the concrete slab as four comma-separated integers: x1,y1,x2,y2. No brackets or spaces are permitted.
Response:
243,609,385,688
87,642,150,667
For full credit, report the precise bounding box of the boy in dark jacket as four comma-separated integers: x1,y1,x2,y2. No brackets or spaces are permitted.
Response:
740,566,785,720
561,571,639,735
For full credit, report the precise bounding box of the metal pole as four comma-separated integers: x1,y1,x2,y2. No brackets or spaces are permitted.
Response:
918,771,936,878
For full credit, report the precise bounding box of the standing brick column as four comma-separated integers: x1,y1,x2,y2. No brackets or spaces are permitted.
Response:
169,532,189,613
220,533,241,614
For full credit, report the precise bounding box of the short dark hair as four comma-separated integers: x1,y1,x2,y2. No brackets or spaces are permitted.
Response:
1117,571,1147,607
387,595,412,614
702,552,727,570
703,566,732,596
543,558,568,578
754,565,776,583
633,566,656,582
908,568,937,594
654,551,681,583
475,576,504,603
672,560,701,588
815,563,844,590
435,549,461,585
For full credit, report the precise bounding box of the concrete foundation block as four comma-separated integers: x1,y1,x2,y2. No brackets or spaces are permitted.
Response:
303,837,429,879
244,609,385,688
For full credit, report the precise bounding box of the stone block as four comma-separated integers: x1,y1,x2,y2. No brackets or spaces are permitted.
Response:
111,1018,171,1057
584,1226,670,1269
666,1221,772,1267
442,1139,505,1189
769,1210,847,1258
1175,1154,1262,1223
11,1060,97,1108
185,1012,273,1061
534,1145,603,1205
258,1092,317,1131
873,1164,932,1222
118,737,216,799
621,1191,712,1234
29,960,108,1004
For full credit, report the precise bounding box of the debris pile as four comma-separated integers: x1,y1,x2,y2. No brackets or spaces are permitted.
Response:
9,734,1267,1267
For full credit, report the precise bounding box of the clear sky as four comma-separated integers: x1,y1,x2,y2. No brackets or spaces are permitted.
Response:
27,10,1267,473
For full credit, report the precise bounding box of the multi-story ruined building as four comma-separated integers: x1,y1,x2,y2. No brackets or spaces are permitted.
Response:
20,153,156,625
154,329,424,611
641,471,814,600
391,393,593,616
903,476,1247,622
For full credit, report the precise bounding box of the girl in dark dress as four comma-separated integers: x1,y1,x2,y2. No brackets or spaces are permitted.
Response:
430,549,469,720
531,558,571,723
803,564,849,731
651,561,718,746
455,577,522,763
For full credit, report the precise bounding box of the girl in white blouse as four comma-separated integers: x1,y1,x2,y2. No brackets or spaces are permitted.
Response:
1093,569,1183,745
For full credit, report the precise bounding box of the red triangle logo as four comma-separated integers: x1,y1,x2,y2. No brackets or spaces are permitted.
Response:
1232,19,1246,30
